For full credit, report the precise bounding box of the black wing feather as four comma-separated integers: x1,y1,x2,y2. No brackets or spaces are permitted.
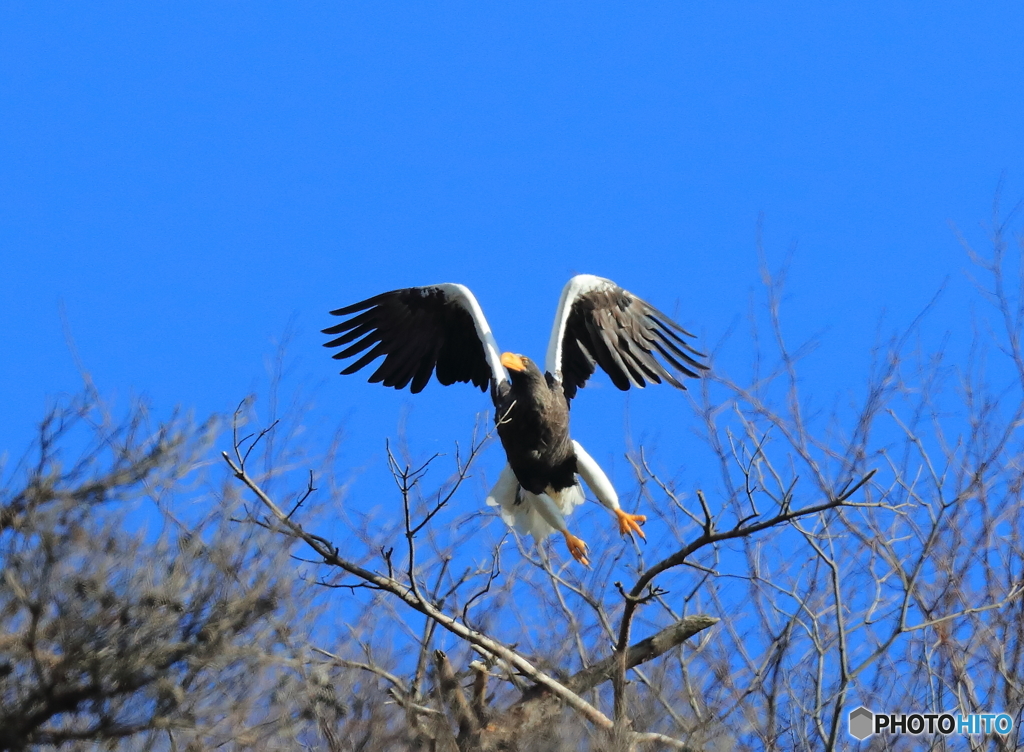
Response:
560,284,708,400
323,287,491,393
341,341,389,375
584,315,632,390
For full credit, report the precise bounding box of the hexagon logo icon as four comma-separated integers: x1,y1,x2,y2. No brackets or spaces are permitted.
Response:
849,706,874,740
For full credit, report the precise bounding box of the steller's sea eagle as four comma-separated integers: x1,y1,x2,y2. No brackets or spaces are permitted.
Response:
323,275,707,565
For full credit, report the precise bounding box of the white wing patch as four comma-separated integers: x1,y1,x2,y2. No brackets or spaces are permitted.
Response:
435,283,509,386
544,274,616,379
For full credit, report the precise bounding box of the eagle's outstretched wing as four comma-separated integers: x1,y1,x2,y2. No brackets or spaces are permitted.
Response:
545,275,707,400
323,284,507,394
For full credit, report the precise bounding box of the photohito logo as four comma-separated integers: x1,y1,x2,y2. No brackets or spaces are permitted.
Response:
848,706,1014,740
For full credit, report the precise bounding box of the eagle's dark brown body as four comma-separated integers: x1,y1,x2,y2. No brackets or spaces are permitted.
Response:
494,358,577,495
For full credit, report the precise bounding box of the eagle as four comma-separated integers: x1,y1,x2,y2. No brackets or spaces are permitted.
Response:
323,275,707,565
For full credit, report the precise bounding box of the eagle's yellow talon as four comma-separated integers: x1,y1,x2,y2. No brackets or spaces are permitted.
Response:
615,509,647,540
562,531,590,566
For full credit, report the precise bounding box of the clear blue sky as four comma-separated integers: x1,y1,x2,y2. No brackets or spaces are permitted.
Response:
3,2,1023,501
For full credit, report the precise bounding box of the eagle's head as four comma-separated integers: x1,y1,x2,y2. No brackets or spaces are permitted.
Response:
501,352,545,386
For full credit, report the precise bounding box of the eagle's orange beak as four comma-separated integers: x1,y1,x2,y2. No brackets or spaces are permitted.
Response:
501,352,526,372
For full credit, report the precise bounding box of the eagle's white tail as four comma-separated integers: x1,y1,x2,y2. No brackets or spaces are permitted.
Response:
485,464,585,540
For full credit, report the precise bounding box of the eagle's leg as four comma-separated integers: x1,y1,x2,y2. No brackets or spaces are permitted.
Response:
572,440,647,540
531,492,589,566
